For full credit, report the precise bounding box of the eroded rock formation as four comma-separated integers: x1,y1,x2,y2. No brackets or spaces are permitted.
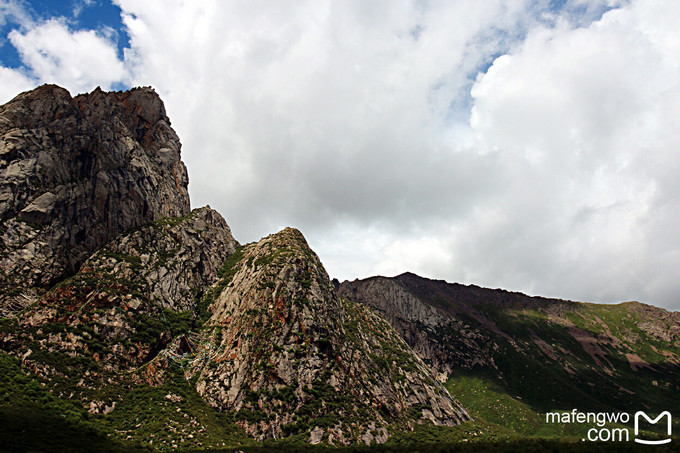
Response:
0,85,189,315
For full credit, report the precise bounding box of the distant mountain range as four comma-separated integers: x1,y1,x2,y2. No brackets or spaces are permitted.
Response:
1,85,678,451
339,273,680,439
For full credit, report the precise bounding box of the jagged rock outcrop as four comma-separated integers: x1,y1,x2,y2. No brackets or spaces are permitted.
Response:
0,84,190,315
189,228,468,444
79,206,238,312
2,206,237,375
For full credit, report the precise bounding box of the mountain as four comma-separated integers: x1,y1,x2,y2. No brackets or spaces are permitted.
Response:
338,273,680,437
188,227,467,443
0,84,189,317
0,85,468,450
2,84,679,451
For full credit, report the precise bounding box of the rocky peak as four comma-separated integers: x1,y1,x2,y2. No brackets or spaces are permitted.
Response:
0,85,76,129
74,86,169,147
0,84,190,315
206,226,340,326
191,228,468,444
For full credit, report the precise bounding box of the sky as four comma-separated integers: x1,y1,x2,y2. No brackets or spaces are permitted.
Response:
1,0,679,311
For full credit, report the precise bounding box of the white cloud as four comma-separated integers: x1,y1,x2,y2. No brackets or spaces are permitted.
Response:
114,0,535,231
8,18,126,94
72,0,96,19
0,65,34,103
463,0,680,307
372,236,453,279
107,0,680,310
0,0,32,29
2,0,679,310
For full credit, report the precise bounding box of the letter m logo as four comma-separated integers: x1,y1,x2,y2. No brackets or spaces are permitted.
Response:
634,411,672,445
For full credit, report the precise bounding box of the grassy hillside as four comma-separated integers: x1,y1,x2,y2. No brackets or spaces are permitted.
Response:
0,351,252,452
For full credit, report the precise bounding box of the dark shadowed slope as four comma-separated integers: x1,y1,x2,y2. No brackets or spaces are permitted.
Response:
339,273,680,437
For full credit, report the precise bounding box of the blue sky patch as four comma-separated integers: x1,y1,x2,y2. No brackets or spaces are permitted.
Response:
0,0,129,68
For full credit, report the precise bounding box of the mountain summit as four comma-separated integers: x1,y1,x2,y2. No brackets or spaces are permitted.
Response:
190,227,467,442
0,85,468,449
1,85,678,451
0,85,189,316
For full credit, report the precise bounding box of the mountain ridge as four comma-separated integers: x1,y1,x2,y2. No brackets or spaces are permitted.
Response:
0,84,470,449
338,273,679,416
1,84,679,450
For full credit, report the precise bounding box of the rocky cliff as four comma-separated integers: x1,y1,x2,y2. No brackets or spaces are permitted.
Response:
189,228,468,444
338,275,493,381
0,85,470,450
0,85,190,316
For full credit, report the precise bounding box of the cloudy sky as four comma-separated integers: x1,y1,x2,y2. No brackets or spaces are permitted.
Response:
1,0,679,310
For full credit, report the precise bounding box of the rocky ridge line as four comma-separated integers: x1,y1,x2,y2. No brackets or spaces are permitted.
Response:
0,84,190,315
339,272,680,416
339,276,493,381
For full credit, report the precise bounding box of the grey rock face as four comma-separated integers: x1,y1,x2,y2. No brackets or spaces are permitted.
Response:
338,276,494,381
0,85,190,314
81,206,238,313
5,206,238,376
190,228,468,444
